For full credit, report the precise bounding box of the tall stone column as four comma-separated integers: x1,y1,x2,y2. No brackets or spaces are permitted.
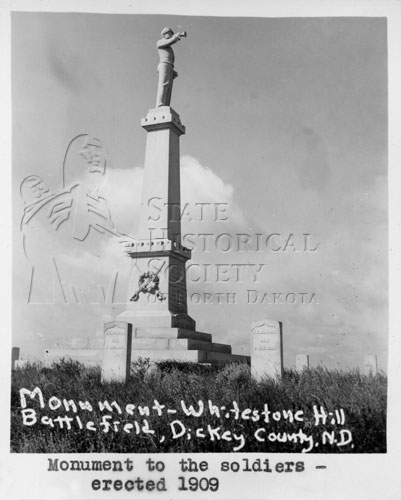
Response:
118,106,196,331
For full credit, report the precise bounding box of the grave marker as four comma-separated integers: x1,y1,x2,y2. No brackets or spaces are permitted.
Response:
251,320,283,380
101,322,132,383
295,354,309,371
363,354,378,376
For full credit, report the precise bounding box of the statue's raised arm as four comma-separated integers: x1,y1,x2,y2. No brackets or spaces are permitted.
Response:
155,27,187,108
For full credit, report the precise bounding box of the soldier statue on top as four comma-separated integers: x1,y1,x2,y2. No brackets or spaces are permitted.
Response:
156,27,187,107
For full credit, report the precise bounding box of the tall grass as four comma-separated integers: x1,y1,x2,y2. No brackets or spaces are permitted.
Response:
10,360,386,453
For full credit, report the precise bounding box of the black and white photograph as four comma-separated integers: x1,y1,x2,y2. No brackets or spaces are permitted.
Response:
1,1,401,499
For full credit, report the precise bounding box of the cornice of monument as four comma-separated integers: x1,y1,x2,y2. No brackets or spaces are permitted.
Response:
141,106,186,135
125,237,192,262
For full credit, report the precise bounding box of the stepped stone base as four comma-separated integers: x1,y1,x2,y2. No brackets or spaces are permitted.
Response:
131,350,248,364
117,311,196,330
135,327,212,342
44,325,250,368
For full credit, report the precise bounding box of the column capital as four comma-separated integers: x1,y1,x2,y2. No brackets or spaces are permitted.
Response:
125,238,192,262
141,106,185,135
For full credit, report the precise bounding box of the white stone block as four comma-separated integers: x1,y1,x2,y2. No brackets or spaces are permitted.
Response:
363,354,378,376
251,319,283,380
295,354,309,371
132,338,169,350
101,322,132,383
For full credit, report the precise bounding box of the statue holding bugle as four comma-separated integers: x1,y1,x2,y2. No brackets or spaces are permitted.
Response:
155,27,187,107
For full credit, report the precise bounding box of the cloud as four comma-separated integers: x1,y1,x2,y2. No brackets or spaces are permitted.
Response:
13,153,387,371
101,155,247,235
181,155,248,230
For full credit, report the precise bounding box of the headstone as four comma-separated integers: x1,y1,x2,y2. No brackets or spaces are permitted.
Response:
251,320,283,380
101,322,132,383
363,354,378,376
295,354,309,371
11,347,20,370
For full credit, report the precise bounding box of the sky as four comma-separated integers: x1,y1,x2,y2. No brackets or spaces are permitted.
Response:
11,12,388,370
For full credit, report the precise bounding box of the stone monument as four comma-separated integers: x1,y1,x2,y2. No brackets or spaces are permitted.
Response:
118,28,195,332
363,354,378,376
114,29,249,368
44,29,249,371
251,320,283,380
295,353,309,371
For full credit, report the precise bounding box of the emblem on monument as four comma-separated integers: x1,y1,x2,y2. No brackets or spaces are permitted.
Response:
130,262,166,302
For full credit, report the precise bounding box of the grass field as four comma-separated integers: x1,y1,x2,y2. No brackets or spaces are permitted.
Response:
10,359,387,453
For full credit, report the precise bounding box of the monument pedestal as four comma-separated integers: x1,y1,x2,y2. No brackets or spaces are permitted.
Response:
117,239,195,330
118,107,196,331
128,324,247,365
